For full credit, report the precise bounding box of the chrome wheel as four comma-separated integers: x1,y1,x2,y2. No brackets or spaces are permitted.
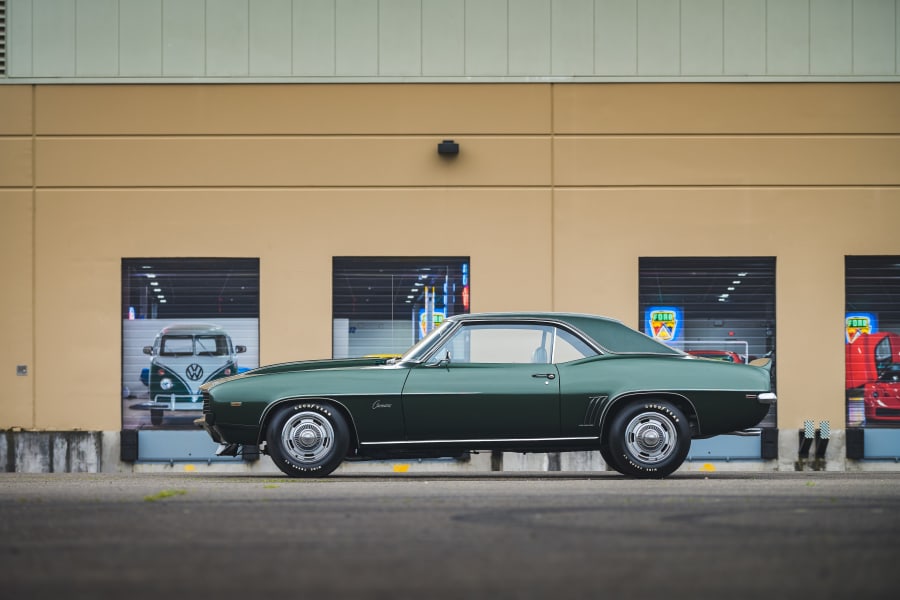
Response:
281,410,336,464
623,411,677,465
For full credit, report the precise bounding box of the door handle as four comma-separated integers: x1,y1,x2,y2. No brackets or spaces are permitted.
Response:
532,373,556,380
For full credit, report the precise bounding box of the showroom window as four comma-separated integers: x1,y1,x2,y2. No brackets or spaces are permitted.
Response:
332,257,469,358
845,256,900,429
121,258,259,430
639,257,776,427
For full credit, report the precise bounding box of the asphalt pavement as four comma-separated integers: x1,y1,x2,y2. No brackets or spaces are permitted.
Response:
1,471,898,599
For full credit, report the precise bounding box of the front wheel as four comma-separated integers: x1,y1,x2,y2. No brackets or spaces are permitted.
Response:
266,402,349,478
606,400,691,478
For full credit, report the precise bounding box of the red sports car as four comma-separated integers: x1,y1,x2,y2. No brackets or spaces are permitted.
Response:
687,350,744,364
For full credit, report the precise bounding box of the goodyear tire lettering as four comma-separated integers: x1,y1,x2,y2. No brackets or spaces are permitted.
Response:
266,401,349,478
605,399,691,479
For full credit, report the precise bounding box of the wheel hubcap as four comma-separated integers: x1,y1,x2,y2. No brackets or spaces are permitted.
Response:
624,412,676,464
282,411,334,464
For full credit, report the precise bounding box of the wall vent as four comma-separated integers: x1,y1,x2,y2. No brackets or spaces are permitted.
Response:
0,0,6,76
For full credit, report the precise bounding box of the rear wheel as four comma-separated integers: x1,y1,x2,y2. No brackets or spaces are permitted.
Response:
266,402,349,478
606,400,690,478
150,409,163,426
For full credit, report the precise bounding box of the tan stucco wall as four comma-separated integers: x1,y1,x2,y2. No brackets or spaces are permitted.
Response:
1,82,898,432
553,189,900,429
0,86,35,429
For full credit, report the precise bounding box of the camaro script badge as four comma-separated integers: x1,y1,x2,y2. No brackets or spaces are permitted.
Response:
371,400,393,410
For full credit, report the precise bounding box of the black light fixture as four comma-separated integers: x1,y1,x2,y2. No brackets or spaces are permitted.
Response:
437,139,459,156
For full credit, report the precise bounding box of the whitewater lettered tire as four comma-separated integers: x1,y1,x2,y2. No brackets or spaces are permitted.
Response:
266,402,349,478
606,400,691,478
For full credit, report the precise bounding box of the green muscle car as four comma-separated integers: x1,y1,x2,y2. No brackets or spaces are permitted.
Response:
200,313,776,478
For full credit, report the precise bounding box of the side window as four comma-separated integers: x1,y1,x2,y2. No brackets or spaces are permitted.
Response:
553,329,597,363
433,324,552,364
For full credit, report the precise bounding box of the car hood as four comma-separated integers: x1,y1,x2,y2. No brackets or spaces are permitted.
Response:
199,356,390,392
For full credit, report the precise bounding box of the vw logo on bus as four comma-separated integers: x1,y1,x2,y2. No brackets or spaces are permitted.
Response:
185,363,204,381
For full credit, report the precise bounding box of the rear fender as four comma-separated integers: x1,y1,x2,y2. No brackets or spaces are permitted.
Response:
599,392,701,442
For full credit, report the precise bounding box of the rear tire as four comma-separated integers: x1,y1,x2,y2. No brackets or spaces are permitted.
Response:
606,400,690,478
266,402,349,478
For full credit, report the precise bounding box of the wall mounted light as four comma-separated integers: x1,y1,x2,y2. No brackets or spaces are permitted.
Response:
437,139,459,156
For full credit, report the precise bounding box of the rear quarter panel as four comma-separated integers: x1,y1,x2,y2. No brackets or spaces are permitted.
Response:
557,354,772,437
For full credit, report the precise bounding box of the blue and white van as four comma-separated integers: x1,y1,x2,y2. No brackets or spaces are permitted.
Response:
142,323,246,426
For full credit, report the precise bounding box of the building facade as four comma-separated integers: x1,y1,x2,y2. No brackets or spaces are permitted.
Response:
1,0,899,472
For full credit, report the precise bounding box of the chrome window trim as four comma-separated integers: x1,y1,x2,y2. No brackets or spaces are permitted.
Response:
411,316,605,365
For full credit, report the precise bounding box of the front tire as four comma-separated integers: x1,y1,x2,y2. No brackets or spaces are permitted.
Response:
606,400,690,478
266,402,349,478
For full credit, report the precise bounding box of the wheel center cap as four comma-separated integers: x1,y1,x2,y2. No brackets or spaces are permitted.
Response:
637,426,662,449
298,428,319,447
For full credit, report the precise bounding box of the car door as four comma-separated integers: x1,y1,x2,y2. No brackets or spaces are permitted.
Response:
400,322,561,440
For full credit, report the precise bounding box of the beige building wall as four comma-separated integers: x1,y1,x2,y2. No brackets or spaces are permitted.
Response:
1,82,899,433
0,86,35,430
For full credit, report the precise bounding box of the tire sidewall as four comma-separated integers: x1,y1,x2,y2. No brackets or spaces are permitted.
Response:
607,400,690,478
266,402,349,477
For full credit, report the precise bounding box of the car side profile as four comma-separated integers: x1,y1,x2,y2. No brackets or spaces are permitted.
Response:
200,313,776,478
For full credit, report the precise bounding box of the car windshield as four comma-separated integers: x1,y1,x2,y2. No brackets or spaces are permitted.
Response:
878,364,900,383
159,335,194,357
398,320,456,363
196,335,230,356
159,334,230,357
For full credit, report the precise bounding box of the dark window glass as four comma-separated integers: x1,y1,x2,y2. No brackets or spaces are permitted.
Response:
333,257,470,358
122,258,259,319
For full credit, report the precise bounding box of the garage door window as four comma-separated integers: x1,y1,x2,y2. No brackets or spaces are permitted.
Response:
333,257,470,358
639,257,776,427
121,258,259,431
845,256,900,429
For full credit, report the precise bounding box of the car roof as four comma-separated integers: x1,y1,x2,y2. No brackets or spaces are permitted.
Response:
448,312,623,325
158,323,228,335
444,312,680,355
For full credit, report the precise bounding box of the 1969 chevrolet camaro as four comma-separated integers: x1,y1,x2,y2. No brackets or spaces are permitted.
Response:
200,312,776,478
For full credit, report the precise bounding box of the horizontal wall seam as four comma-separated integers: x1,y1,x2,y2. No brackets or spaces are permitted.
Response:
3,77,900,84
28,133,900,139
27,185,900,192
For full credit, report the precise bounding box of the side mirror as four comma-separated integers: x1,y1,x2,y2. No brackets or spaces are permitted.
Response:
235,345,247,354
438,350,451,368
142,346,153,355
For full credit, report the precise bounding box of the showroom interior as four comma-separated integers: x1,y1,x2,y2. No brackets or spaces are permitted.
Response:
1,0,899,472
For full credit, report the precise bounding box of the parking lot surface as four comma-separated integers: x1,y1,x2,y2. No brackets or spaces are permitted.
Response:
1,471,898,599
